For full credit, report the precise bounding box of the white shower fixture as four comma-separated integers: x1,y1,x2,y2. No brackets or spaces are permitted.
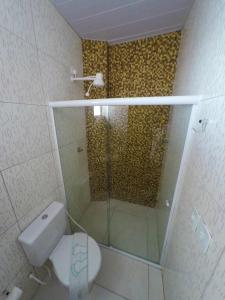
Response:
71,69,104,97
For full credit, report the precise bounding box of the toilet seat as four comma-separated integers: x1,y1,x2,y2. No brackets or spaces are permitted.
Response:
49,233,101,288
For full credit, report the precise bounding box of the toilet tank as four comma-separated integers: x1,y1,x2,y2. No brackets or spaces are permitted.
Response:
18,201,67,267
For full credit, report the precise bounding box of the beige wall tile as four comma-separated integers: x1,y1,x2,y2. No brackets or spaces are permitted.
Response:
174,0,225,98
0,224,27,290
38,52,83,102
2,153,58,220
0,0,83,296
0,27,44,105
31,0,82,68
0,173,17,235
18,187,65,231
0,103,51,170
0,0,35,45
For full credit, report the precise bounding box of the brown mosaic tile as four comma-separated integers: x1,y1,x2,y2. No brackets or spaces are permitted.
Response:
82,32,181,206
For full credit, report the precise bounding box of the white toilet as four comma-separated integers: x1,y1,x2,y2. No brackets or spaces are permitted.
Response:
18,202,101,291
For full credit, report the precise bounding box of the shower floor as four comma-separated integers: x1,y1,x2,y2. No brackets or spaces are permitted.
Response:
79,199,159,263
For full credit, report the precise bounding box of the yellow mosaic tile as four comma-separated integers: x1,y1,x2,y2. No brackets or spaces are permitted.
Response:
82,31,181,206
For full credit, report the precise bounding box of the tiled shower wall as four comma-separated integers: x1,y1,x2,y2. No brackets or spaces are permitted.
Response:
0,1,83,299
82,33,181,206
163,1,225,299
82,41,109,201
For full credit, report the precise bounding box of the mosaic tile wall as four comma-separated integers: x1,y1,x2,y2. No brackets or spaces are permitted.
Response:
82,40,109,201
82,32,181,206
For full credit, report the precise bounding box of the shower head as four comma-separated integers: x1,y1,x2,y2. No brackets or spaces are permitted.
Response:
85,72,104,97
70,69,104,97
93,73,104,87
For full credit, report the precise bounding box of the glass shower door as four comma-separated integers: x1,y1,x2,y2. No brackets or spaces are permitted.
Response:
107,105,170,263
53,106,110,247
53,103,192,264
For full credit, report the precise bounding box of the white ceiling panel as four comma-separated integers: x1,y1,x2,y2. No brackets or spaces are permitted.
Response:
71,3,187,35
53,0,142,21
51,0,194,44
81,9,187,40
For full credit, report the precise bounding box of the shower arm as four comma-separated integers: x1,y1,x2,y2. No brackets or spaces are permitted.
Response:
71,75,96,82
70,69,96,82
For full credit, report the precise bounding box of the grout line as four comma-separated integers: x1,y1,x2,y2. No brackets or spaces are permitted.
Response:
0,15,76,72
0,99,47,107
200,246,225,299
0,172,20,229
0,17,77,88
105,199,160,265
0,23,37,49
99,244,161,269
94,282,130,300
162,270,166,300
3,261,35,294
113,206,151,219
0,149,54,174
30,0,49,108
0,173,37,288
0,184,60,237
0,219,18,238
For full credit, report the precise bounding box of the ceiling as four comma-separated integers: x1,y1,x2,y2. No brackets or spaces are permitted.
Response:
52,0,194,44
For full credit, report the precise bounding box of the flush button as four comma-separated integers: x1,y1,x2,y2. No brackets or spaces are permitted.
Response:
42,214,48,220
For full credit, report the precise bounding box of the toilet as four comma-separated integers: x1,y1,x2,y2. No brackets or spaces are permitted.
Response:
18,201,101,292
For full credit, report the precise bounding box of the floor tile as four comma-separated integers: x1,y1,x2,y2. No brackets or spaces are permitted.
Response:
91,284,126,300
110,209,148,258
96,247,148,300
32,275,126,300
147,211,159,263
32,249,164,300
32,274,68,300
111,199,150,218
80,199,159,262
79,201,108,244
149,266,164,300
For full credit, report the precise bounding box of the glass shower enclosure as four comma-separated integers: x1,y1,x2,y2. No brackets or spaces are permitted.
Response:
51,97,196,264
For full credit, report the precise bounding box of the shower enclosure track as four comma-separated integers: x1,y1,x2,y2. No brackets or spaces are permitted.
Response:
49,96,202,107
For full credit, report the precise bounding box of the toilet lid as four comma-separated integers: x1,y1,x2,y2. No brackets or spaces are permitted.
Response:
49,233,101,287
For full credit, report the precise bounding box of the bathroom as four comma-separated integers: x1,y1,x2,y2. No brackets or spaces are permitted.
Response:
0,1,225,300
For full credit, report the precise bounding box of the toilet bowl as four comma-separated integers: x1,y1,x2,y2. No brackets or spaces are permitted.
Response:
18,202,101,293
49,232,101,289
